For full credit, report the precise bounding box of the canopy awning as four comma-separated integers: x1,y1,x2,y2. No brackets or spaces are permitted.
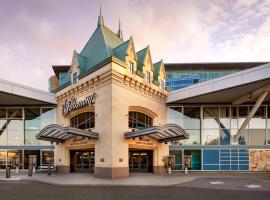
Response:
36,124,99,143
124,123,189,143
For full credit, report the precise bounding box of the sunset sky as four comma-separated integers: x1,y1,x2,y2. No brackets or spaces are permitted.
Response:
0,0,270,91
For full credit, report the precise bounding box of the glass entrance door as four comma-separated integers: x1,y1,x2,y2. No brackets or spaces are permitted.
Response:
129,150,153,173
70,150,94,173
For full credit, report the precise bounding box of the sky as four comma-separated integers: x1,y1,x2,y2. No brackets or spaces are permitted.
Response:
0,0,270,91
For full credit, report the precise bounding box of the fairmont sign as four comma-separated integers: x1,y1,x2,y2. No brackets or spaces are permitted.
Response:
62,92,96,117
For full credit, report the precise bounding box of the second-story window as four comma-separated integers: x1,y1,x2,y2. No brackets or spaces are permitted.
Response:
146,71,150,83
128,61,134,74
73,72,77,84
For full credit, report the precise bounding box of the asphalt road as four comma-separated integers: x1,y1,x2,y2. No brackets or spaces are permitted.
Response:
0,180,270,200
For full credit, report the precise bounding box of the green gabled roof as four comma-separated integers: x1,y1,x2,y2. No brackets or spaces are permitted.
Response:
153,59,163,81
113,38,131,62
136,46,149,72
74,51,87,69
79,25,124,74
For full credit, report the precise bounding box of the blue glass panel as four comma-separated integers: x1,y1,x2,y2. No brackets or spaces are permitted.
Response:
231,165,238,170
239,161,249,165
239,149,248,153
231,161,238,165
220,165,230,170
220,161,230,164
203,165,219,170
239,152,248,156
220,156,230,160
220,150,230,153
231,150,238,153
220,153,230,157
239,165,249,170
203,150,219,164
239,156,249,160
231,156,238,160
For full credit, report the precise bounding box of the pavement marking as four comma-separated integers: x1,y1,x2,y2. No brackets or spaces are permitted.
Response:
210,181,224,185
245,184,262,189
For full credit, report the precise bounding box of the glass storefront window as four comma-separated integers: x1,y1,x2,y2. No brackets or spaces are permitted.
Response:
25,108,40,130
0,109,7,145
203,118,219,129
249,129,266,145
25,108,41,145
220,107,230,118
42,150,54,166
169,150,182,170
24,150,40,169
41,108,56,128
249,106,266,129
183,107,200,129
202,129,219,145
238,106,248,129
0,150,6,169
7,120,24,145
7,150,22,169
7,108,23,145
180,130,200,145
7,108,22,118
220,129,231,145
167,107,183,126
203,107,219,118
232,129,249,145
0,108,6,118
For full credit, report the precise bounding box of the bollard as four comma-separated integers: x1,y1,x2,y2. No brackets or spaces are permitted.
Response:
28,166,33,177
168,167,172,174
6,167,10,179
33,166,36,174
16,166,19,174
184,167,188,174
48,164,52,176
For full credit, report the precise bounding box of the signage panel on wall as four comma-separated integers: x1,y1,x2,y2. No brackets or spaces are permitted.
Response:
62,92,96,117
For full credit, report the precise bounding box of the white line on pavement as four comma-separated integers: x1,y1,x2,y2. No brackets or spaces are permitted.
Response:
245,184,262,189
210,181,224,185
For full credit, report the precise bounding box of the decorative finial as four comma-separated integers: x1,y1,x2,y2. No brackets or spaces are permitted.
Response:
118,18,123,39
97,3,104,27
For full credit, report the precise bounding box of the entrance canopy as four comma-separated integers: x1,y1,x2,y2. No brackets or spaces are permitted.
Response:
36,124,99,143
125,123,189,143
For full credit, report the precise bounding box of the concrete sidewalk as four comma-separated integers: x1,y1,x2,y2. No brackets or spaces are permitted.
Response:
0,172,269,186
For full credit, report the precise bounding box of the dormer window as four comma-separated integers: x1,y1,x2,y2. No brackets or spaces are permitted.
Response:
73,72,78,84
128,61,134,74
146,72,150,83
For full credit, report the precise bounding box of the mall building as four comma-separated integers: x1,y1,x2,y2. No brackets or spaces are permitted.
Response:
0,12,269,178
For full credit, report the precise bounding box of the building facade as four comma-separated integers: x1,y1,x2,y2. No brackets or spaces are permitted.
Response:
42,13,187,179
168,64,270,171
165,62,268,91
0,79,56,170
1,12,269,177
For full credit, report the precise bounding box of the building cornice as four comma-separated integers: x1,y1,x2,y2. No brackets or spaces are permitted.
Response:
56,65,167,104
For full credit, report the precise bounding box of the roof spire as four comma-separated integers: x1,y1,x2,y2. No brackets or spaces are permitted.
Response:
117,19,123,39
97,3,104,27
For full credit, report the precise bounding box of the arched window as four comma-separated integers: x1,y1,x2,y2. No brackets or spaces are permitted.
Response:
129,111,153,129
70,112,95,130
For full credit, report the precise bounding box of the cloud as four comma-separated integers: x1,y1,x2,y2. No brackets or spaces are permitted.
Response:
0,0,269,90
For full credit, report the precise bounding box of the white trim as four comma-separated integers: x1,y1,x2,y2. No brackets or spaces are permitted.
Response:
0,78,56,104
